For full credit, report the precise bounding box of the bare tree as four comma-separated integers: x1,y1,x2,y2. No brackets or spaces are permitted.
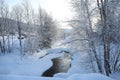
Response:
71,0,120,76
0,0,9,54
71,0,103,73
22,0,33,54
12,4,23,59
97,0,120,75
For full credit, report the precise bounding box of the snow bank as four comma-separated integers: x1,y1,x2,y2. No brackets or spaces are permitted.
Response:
0,75,63,80
46,48,71,54
67,73,114,80
68,52,93,74
0,73,114,80
54,73,70,78
0,39,116,80
0,52,62,76
54,73,114,80
110,73,120,80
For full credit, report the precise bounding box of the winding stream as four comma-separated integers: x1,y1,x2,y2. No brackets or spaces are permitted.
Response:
42,53,71,77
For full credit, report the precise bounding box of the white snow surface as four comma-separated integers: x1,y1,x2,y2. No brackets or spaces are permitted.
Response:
0,51,62,76
0,73,114,80
0,74,63,80
67,73,114,80
68,52,93,74
110,73,120,80
0,37,116,80
0,50,114,80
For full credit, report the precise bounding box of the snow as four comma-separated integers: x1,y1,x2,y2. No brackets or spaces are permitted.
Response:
0,47,114,80
110,73,120,80
0,73,114,80
0,37,117,80
68,52,93,74
46,48,71,54
67,73,114,80
0,75,63,80
0,51,62,76
54,73,70,78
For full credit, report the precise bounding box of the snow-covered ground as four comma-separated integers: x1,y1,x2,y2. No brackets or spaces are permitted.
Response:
0,51,63,76
0,37,119,80
0,73,114,80
0,49,116,80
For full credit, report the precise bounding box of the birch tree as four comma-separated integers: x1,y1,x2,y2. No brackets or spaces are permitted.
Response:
71,0,120,76
71,0,103,73
97,0,120,75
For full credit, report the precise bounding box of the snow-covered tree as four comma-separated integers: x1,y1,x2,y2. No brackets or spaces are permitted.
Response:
12,4,24,58
70,0,120,76
0,0,9,54
37,7,57,49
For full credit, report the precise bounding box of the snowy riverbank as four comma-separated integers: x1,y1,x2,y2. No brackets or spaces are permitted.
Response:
0,47,117,80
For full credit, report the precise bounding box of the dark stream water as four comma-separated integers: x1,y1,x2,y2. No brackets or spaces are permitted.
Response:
42,53,71,77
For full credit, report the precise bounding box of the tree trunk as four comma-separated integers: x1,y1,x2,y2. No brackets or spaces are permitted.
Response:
84,0,102,73
97,0,111,76
17,21,23,59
